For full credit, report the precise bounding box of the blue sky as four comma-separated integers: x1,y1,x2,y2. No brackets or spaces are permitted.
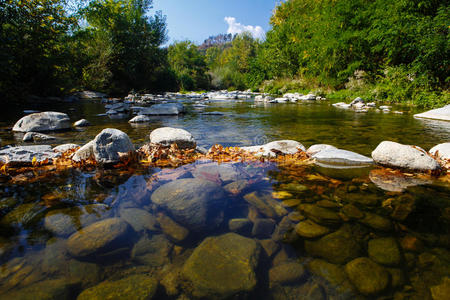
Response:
152,0,279,44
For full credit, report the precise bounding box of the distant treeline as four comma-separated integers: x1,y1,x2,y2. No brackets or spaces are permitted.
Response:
1,0,449,106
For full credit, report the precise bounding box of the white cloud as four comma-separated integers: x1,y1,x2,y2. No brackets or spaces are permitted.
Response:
224,17,265,40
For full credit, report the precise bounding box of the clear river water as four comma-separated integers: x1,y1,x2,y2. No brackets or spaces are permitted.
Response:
0,98,449,299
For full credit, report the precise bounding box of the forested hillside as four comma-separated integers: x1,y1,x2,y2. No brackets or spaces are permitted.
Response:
1,0,448,106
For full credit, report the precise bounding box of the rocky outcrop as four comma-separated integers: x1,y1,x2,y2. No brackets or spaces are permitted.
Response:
372,141,440,171
149,127,196,149
0,145,60,166
13,112,71,132
414,104,450,121
182,233,260,298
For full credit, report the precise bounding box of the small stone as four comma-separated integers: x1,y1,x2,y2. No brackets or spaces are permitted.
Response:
287,211,305,222
295,220,330,238
252,218,276,238
316,200,340,208
223,180,249,195
269,262,306,286
272,191,293,199
77,274,158,300
400,235,425,252
345,257,390,295
368,237,402,266
156,213,189,243
74,119,90,127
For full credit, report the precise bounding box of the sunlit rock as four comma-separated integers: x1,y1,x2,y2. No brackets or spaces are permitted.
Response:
13,111,71,132
140,103,185,115
372,141,440,171
0,145,60,165
414,104,450,121
22,132,56,142
430,143,450,161
128,115,150,123
312,148,373,167
73,119,90,127
149,127,196,149
53,143,79,153
93,128,134,164
72,141,94,162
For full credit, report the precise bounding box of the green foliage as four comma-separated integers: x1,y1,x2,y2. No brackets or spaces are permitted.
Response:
168,41,210,91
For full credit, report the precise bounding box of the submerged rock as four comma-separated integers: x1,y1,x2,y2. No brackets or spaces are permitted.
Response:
368,237,401,266
182,233,260,298
241,140,305,157
414,104,450,121
298,204,341,225
119,208,157,232
269,262,306,286
360,212,393,232
156,213,189,243
295,219,330,238
251,218,276,238
77,274,158,300
345,257,390,295
244,192,288,219
228,218,253,235
149,127,196,149
430,277,450,300
0,145,60,165
131,234,173,267
304,227,362,264
12,111,71,132
0,278,79,300
66,218,132,258
307,259,355,295
93,128,135,164
369,169,432,192
151,178,226,231
192,163,241,183
371,141,440,171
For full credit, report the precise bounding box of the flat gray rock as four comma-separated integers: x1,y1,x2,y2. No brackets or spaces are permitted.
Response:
53,143,79,153
372,141,440,171
0,145,60,165
140,103,185,115
13,111,71,132
306,144,337,155
242,140,305,157
150,127,196,149
312,148,373,167
93,128,134,164
414,104,450,121
22,132,57,142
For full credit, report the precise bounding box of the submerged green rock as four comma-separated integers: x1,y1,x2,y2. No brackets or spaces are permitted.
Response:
295,219,330,238
269,261,306,286
77,274,158,300
298,204,341,225
182,233,260,298
0,279,79,300
368,237,401,266
304,227,362,264
345,257,390,295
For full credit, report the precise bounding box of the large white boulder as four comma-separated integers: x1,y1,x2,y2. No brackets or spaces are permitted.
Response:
13,112,71,132
93,128,135,164
150,127,196,149
429,143,450,161
241,140,305,157
414,105,450,121
372,141,440,171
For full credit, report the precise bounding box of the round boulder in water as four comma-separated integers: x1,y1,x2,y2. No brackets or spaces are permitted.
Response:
149,127,196,149
151,178,226,231
13,111,71,132
93,128,135,164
